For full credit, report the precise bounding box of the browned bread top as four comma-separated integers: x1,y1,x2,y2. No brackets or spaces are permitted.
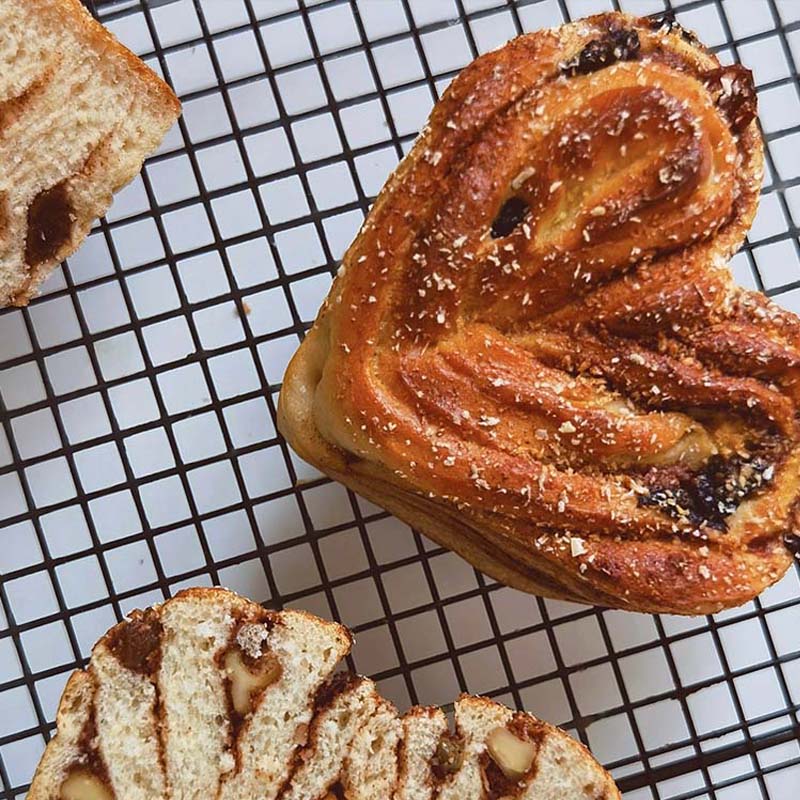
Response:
28,587,619,800
278,12,800,614
0,0,180,306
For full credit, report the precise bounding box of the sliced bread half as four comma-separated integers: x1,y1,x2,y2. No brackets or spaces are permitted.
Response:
29,587,619,800
0,0,180,305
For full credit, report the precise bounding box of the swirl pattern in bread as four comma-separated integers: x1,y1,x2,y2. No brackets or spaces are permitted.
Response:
278,12,800,614
0,0,180,306
28,588,619,800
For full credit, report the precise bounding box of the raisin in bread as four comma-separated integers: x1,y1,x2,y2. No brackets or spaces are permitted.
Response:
0,0,180,306
29,588,619,800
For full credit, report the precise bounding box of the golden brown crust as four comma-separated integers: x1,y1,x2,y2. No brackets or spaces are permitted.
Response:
279,12,799,615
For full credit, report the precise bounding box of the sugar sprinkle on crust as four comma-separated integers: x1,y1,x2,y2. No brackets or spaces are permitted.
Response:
278,11,800,616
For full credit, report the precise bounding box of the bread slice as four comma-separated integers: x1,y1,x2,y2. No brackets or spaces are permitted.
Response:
441,696,620,800
28,588,353,800
396,707,448,800
0,0,180,306
343,696,402,800
28,587,619,800
279,675,380,800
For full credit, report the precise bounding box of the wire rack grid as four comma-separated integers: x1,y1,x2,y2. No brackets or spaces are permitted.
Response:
0,0,798,797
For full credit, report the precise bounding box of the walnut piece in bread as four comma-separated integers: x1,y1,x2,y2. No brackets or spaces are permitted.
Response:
28,587,619,800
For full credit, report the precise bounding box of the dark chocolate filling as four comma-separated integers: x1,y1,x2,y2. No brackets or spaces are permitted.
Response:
76,709,112,784
490,197,529,238
561,29,640,77
639,451,775,531
106,608,163,676
63,705,115,797
647,10,699,44
25,180,73,267
313,671,360,714
482,756,523,800
275,673,355,799
702,65,757,135
783,533,800,558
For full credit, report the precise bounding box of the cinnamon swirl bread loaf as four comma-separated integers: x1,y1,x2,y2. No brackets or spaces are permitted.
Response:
0,0,180,306
279,12,800,614
28,588,619,800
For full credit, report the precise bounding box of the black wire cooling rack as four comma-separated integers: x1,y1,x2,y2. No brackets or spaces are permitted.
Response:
0,1,799,797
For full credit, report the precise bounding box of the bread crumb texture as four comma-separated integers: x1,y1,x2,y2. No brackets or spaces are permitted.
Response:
0,0,180,306
27,587,619,800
